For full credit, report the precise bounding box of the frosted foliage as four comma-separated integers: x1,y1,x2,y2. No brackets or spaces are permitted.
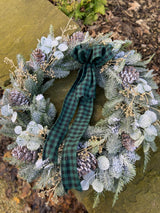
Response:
32,111,42,124
98,170,115,191
53,69,70,79
16,121,44,151
30,96,56,127
106,135,122,154
109,156,123,178
123,151,140,163
48,103,56,118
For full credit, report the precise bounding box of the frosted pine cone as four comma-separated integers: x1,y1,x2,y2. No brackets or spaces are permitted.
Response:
119,66,139,87
69,31,85,47
9,90,29,106
12,146,38,163
77,150,97,177
30,49,45,68
121,132,136,152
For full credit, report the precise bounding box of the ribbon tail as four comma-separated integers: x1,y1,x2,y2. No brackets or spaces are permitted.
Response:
61,99,94,192
42,68,85,162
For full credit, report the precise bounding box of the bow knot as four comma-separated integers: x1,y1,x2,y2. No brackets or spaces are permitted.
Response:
72,44,113,99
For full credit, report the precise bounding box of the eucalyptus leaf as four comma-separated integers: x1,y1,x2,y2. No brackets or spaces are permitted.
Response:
27,138,41,151
144,132,156,142
130,129,142,140
144,125,157,136
144,110,157,123
134,135,144,148
138,114,152,128
81,180,90,191
143,142,150,153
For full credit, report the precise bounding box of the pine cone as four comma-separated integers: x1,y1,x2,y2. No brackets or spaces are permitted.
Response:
119,66,139,87
12,146,38,163
121,132,136,152
77,150,97,177
9,90,29,106
69,32,85,47
30,49,45,68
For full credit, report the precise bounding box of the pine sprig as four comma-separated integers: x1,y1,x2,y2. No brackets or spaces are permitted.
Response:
143,150,151,173
112,178,125,207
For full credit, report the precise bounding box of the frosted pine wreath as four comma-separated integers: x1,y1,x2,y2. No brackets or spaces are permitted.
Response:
0,24,160,207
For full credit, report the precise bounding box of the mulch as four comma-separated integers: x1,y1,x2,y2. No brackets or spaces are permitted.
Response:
0,0,160,212
79,0,160,92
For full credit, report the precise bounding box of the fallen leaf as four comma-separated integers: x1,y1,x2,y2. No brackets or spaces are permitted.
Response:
13,196,20,204
128,1,141,11
136,19,150,34
101,25,111,34
19,182,31,199
135,27,144,36
0,162,6,173
24,204,32,213
3,151,12,158
5,187,12,198
124,10,134,17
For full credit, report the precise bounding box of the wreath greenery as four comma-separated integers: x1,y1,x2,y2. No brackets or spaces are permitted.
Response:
0,22,160,207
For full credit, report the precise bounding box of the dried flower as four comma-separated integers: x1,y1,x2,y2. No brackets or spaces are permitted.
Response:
38,36,58,54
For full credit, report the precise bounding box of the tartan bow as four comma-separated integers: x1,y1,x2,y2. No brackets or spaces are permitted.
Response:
43,44,114,192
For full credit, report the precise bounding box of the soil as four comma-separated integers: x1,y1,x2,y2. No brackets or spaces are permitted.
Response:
0,0,160,212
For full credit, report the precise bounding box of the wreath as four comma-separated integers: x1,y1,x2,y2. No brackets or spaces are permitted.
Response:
1,22,160,208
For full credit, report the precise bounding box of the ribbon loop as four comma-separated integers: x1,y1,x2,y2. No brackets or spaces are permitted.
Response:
72,44,113,99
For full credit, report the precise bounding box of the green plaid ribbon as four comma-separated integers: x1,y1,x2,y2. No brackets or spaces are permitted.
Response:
43,44,114,192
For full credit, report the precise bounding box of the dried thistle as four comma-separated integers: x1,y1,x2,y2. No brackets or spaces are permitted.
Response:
117,86,153,118
4,57,37,94
60,18,77,38
38,171,61,206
